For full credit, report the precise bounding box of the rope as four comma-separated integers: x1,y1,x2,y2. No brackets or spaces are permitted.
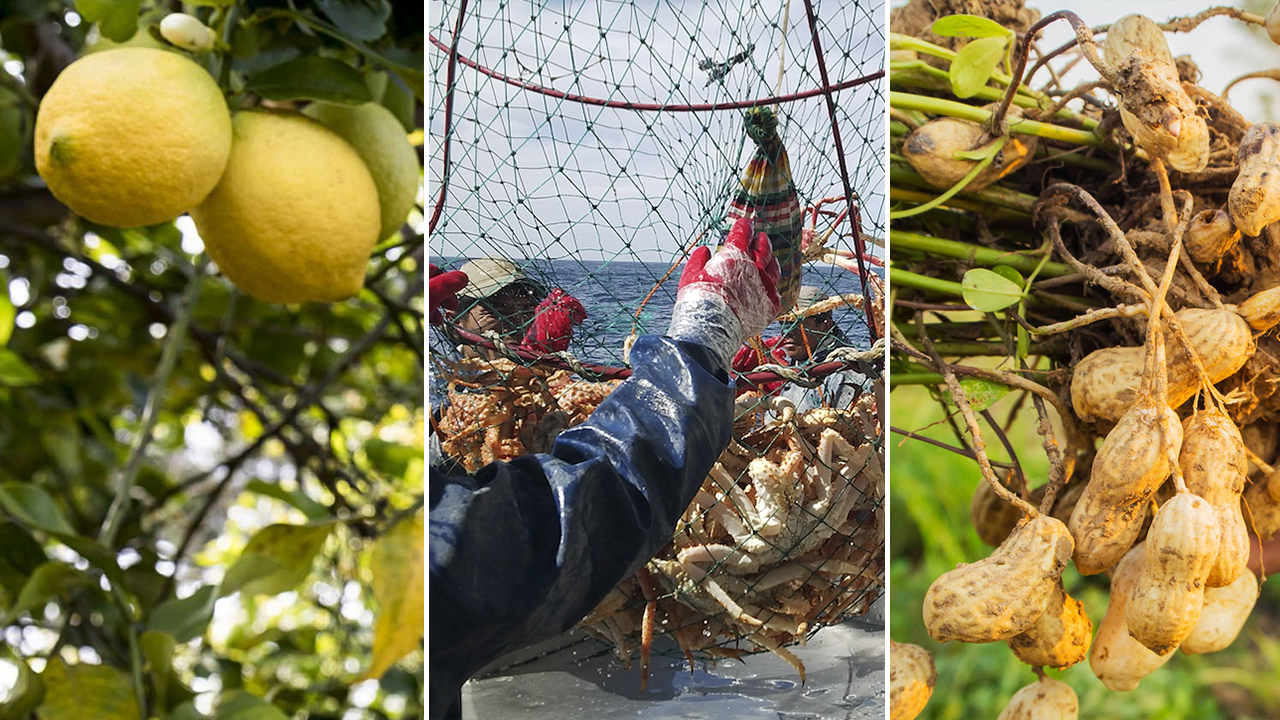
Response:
426,33,884,112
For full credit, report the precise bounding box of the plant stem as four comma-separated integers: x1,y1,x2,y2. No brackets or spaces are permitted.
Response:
100,261,204,547
890,230,1071,277
890,91,1104,146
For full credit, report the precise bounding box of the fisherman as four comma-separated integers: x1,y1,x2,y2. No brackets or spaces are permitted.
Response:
776,285,869,412
427,218,782,719
447,257,587,360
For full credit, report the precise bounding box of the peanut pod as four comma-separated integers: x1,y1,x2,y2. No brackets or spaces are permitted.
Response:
1103,15,1176,68
1269,1,1280,45
996,676,1079,720
1126,492,1219,655
1070,397,1182,575
1238,285,1280,332
1006,579,1093,670
1104,15,1208,172
1181,569,1259,655
1089,543,1176,691
1183,209,1239,265
1244,478,1280,540
923,515,1074,643
1229,122,1280,237
1071,308,1254,423
1180,410,1249,587
901,106,1038,192
890,640,935,720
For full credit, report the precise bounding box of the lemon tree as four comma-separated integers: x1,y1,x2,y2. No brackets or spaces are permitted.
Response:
0,1,424,718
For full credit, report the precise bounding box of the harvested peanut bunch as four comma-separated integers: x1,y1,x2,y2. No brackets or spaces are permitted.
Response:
891,0,1276,713
890,640,936,720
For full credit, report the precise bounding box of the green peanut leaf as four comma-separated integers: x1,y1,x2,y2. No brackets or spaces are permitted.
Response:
944,377,1012,413
931,14,1016,38
961,267,1024,312
949,35,1008,98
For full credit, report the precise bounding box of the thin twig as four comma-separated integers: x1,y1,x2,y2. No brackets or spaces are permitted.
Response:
912,313,1038,516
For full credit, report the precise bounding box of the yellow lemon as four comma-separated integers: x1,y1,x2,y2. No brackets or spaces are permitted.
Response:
34,48,230,227
303,101,420,239
190,110,380,303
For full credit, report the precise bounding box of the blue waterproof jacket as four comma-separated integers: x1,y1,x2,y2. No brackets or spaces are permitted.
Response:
428,335,734,718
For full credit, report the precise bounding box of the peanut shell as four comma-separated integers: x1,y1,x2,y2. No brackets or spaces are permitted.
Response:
902,107,1038,192
1006,579,1092,669
1180,410,1250,587
1239,286,1280,332
1126,492,1219,654
890,640,935,720
923,514,1073,643
1229,123,1280,236
1070,308,1254,422
1180,569,1259,655
1089,543,1176,691
1244,478,1280,540
1184,209,1239,265
996,676,1079,720
1070,397,1182,575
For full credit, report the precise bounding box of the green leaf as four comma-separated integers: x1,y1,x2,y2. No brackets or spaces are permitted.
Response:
245,57,372,105
0,522,46,600
961,268,1024,312
6,562,89,622
0,349,38,386
0,483,74,535
931,14,1015,38
148,585,216,643
141,630,175,712
219,521,335,598
75,0,140,43
363,512,423,679
316,0,391,42
943,377,1012,413
213,692,287,720
949,35,1008,98
380,73,416,133
991,265,1024,286
37,657,139,720
242,480,328,521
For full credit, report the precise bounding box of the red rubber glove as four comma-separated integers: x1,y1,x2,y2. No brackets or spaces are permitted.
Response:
667,217,782,368
730,336,787,397
429,264,469,326
520,288,587,353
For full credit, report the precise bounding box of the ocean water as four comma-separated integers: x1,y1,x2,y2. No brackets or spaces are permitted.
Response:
428,257,883,388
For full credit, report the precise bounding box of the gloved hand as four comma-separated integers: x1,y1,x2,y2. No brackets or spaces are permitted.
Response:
429,264,469,326
730,336,787,397
520,288,587,353
667,217,781,369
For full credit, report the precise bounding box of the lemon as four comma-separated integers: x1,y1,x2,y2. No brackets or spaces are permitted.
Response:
34,48,231,228
303,101,420,240
190,110,380,303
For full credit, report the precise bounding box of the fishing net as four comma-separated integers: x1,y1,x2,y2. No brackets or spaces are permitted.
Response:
428,1,886,679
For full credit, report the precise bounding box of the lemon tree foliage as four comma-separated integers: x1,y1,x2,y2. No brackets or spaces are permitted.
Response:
0,1,424,718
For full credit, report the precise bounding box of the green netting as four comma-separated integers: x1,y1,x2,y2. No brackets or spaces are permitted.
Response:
428,0,885,676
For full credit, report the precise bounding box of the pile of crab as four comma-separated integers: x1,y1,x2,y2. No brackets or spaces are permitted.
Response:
433,358,885,684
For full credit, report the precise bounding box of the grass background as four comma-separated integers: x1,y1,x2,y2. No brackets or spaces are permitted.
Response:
890,384,1280,719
